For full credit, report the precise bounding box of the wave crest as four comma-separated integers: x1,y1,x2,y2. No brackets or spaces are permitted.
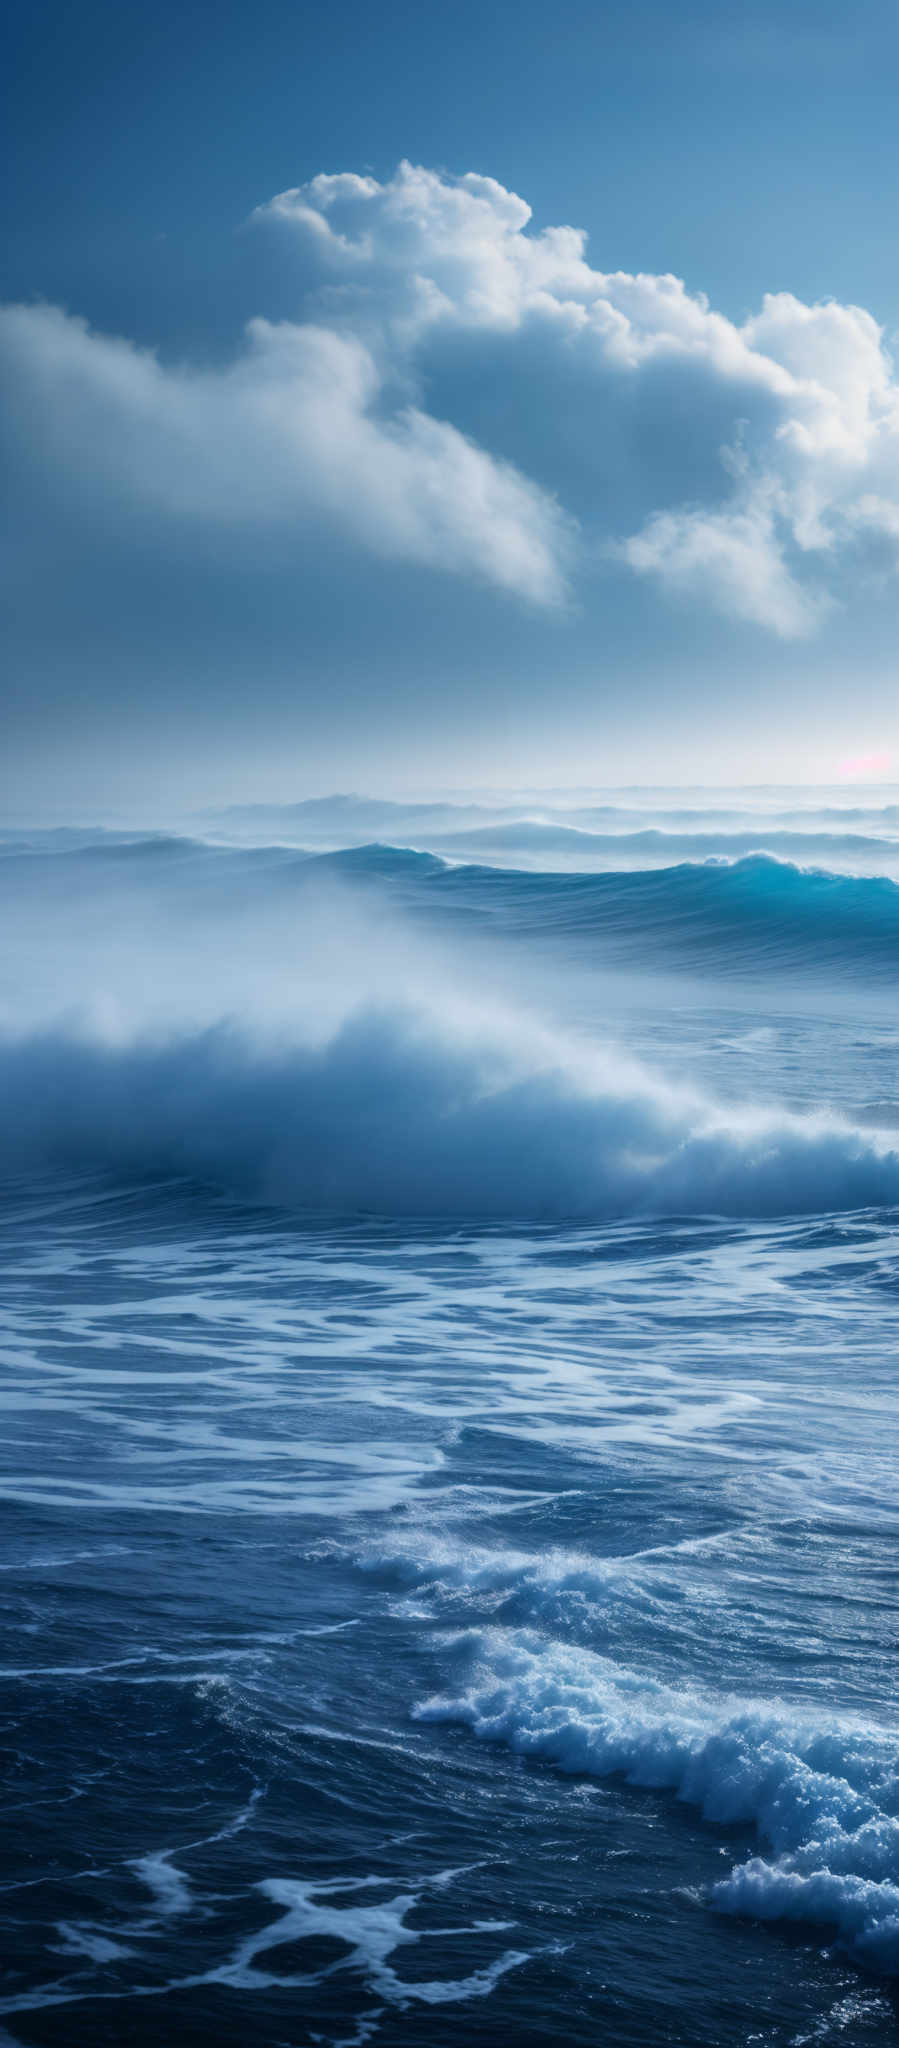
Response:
2,1006,899,1218
415,1632,899,1971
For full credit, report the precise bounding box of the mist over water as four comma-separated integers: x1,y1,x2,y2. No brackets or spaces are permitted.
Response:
2,789,899,2046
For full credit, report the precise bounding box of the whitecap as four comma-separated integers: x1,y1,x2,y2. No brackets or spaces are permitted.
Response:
416,1630,899,1971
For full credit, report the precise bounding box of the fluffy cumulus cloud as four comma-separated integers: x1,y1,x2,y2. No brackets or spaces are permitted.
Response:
257,162,899,634
5,160,899,634
618,497,827,639
0,300,569,606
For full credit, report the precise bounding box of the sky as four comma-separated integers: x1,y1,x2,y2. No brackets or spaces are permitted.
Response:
5,0,899,813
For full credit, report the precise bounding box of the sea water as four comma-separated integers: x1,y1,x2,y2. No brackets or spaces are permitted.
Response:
1,793,898,2046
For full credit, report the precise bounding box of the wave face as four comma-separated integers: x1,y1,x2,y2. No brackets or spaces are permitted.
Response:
412,850,899,980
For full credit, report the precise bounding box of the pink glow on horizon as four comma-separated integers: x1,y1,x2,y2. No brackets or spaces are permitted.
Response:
836,751,893,780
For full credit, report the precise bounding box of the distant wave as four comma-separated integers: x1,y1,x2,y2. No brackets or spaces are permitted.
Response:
302,845,899,982
417,1630,899,1972
201,801,899,877
432,821,899,863
2,1006,899,1219
208,791,899,842
5,833,899,984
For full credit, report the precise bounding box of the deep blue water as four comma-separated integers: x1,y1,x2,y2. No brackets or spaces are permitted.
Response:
1,801,898,2046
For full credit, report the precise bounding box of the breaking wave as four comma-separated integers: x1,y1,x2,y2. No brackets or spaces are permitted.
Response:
4,827,899,1217
416,1632,899,1972
2,1004,899,1218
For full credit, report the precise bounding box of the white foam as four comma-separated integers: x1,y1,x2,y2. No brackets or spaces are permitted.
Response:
130,1851,193,1917
53,1923,135,1963
209,1867,529,2007
357,1528,734,1639
295,1620,362,1636
0,1863,529,2026
416,1631,899,1971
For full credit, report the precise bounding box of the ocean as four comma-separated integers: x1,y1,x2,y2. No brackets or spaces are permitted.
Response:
1,790,898,2046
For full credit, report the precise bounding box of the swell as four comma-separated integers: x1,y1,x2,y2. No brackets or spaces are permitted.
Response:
8,831,899,983
7,834,899,983
394,850,899,980
285,844,899,985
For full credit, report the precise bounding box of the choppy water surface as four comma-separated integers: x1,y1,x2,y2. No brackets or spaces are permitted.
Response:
1,795,898,2045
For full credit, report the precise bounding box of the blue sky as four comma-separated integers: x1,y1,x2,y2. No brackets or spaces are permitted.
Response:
5,0,899,810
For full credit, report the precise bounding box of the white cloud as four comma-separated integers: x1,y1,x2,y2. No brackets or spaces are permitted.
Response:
0,301,571,608
619,495,827,638
256,162,899,634
6,162,899,635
